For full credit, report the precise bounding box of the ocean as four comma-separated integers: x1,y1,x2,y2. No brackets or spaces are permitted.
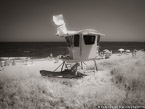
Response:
0,42,144,58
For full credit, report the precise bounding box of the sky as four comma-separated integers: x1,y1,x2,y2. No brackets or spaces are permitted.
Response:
0,0,145,42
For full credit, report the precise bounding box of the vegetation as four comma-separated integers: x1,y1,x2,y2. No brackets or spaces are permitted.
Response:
0,51,145,108
111,51,145,106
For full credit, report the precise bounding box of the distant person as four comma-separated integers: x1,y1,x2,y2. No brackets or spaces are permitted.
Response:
50,53,53,59
0,60,4,71
54,55,59,63
0,61,3,71
0,58,2,67
132,49,137,57
5,59,10,66
12,60,15,66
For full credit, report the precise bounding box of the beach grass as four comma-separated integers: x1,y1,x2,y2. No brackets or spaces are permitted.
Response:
0,51,145,108
111,51,145,106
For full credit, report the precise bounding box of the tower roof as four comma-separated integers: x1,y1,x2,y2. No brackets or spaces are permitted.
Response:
66,29,105,36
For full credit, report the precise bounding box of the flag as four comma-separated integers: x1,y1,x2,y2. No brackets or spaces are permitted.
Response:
53,14,67,36
56,24,67,36
53,14,65,26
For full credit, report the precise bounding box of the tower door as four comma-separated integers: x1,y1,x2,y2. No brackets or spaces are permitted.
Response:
72,34,80,60
82,34,97,59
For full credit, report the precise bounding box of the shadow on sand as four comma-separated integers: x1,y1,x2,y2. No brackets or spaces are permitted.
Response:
40,70,87,79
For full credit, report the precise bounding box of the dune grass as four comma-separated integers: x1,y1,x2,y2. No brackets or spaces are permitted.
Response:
0,70,125,109
0,51,145,108
111,51,145,106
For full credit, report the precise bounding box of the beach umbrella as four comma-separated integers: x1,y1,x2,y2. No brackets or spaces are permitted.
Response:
103,49,110,53
118,48,125,53
126,50,130,53
118,48,124,52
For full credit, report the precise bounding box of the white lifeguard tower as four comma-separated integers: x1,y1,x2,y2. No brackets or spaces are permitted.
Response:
52,14,105,75
63,29,101,62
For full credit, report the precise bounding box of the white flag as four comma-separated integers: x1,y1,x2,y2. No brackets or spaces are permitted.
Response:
53,14,65,26
56,25,67,36
53,14,68,36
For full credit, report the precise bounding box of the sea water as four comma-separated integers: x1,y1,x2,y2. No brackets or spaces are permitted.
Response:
0,42,144,58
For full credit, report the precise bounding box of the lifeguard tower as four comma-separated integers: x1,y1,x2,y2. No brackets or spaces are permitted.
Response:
53,14,105,75
63,29,101,62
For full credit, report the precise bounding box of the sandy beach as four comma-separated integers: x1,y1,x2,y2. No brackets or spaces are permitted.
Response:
0,51,145,108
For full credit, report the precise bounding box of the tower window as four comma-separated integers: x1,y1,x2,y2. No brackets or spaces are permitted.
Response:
74,34,80,47
83,35,96,45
